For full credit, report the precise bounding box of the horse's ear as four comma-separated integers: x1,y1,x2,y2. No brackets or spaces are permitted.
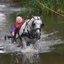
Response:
32,15,35,19
40,15,43,19
32,15,34,18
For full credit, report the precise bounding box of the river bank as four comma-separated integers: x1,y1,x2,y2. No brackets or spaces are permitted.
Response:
3,0,63,17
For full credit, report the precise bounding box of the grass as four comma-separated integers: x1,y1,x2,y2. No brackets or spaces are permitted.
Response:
15,0,64,16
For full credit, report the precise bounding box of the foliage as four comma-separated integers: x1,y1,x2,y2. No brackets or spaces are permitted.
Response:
16,0,64,15
13,0,22,2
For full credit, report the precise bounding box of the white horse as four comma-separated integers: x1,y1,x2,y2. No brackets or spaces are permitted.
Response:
16,16,44,47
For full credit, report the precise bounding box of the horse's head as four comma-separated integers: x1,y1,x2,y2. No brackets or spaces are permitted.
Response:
31,16,44,39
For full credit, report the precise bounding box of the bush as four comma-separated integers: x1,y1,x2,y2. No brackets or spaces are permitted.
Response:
17,0,64,16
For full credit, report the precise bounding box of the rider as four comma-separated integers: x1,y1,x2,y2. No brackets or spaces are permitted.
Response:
4,16,22,41
12,16,22,36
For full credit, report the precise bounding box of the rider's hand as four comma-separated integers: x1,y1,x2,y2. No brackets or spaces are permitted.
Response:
12,32,15,36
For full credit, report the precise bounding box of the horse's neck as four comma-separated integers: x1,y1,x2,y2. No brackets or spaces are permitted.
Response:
19,19,34,35
19,22,26,35
28,18,34,26
19,20,31,34
28,19,35,33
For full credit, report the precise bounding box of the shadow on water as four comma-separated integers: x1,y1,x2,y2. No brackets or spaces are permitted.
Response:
13,52,41,64
0,52,41,64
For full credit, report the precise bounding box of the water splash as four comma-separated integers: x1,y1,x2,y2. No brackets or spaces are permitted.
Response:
21,44,39,54
0,31,63,54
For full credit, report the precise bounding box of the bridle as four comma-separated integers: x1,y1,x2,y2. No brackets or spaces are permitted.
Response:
32,20,41,32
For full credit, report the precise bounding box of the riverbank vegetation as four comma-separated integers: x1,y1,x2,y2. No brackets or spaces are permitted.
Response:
14,0,64,16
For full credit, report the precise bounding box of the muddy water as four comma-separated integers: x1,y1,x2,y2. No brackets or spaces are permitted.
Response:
0,3,64,64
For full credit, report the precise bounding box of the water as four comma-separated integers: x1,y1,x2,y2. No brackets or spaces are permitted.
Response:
0,0,13,3
0,2,64,64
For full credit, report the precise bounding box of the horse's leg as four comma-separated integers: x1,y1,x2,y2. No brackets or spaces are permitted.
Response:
26,42,31,46
22,37,27,48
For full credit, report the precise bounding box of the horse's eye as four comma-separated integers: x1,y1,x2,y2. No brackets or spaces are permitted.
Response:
33,23,35,26
32,22,35,27
32,23,35,27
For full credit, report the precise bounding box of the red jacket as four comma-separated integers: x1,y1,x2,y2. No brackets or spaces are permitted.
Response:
13,20,27,33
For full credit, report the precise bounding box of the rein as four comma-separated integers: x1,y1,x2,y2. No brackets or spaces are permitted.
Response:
21,32,36,39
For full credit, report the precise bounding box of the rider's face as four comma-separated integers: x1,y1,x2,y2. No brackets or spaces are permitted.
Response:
17,18,22,23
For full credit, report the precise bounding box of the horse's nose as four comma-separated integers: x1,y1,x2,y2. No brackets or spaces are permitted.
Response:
36,33,41,37
35,33,41,39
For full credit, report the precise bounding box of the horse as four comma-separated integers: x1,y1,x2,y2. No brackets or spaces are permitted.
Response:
15,16,44,47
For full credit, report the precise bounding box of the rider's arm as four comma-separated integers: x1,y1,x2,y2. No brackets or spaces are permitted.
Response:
12,32,15,36
12,27,15,32
12,27,15,36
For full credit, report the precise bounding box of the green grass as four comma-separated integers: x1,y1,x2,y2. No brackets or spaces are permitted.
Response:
16,0,64,15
